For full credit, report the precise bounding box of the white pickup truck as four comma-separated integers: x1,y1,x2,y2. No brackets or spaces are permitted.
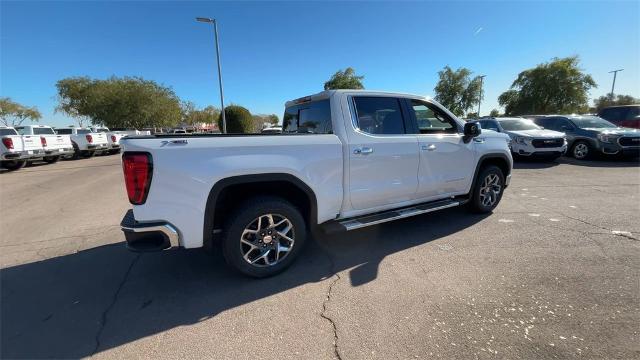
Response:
15,125,74,163
91,126,125,154
120,90,513,277
54,127,109,158
1,126,39,170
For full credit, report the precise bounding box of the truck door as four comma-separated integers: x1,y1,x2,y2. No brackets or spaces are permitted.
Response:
346,96,419,210
408,99,476,198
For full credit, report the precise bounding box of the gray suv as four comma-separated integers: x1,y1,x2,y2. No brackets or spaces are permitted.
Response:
530,115,640,159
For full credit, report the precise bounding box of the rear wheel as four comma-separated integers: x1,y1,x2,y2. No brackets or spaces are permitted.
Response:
469,165,505,213
1,160,26,171
43,156,60,164
221,196,306,278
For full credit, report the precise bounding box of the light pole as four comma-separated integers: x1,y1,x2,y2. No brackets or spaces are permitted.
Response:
608,69,623,100
196,17,226,133
477,75,486,117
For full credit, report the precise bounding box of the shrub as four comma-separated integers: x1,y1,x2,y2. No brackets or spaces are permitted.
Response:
218,105,253,133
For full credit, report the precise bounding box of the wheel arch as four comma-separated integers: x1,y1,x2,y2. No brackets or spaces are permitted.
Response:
203,173,318,248
470,153,512,192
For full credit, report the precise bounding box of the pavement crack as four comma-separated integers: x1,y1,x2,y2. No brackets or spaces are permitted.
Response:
559,213,639,241
317,242,343,360
92,253,141,356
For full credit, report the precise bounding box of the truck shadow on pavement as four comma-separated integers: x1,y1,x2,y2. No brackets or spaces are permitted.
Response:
1,208,487,359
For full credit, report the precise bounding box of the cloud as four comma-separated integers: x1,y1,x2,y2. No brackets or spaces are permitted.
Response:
474,27,483,36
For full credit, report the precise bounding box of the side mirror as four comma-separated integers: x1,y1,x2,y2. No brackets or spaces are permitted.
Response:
464,121,481,138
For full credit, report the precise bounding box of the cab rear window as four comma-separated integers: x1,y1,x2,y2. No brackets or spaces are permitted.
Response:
0,129,18,136
283,99,332,134
32,127,55,135
55,129,73,134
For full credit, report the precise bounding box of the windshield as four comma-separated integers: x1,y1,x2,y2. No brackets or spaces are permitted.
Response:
571,116,617,129
498,119,541,131
32,127,55,135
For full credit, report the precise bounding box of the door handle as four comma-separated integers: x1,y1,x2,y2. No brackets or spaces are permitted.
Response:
354,147,374,155
421,144,436,151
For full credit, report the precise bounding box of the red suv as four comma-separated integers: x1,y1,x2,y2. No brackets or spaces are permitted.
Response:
598,105,640,129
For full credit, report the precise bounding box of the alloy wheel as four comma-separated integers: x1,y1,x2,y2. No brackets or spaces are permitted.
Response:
573,143,589,159
479,173,502,208
239,213,295,267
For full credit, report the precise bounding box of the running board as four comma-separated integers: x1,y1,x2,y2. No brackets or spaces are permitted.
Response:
338,199,461,231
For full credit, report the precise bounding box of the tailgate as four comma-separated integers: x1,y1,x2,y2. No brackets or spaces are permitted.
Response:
2,135,25,152
92,132,108,145
45,135,72,150
21,135,43,152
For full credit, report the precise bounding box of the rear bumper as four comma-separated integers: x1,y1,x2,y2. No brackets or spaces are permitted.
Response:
87,143,109,151
1,151,31,160
120,209,180,252
43,147,74,156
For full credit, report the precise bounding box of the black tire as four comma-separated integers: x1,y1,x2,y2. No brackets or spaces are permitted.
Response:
43,156,60,164
221,196,307,278
71,144,81,160
469,165,505,213
1,160,26,171
571,140,591,160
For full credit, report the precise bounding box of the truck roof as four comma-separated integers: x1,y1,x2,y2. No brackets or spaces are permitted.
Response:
285,90,431,107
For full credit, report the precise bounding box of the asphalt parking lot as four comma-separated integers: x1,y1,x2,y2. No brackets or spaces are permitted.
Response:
1,155,639,359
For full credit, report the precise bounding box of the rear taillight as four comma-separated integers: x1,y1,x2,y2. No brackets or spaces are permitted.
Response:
40,137,47,147
2,138,13,150
86,134,93,143
122,152,153,205
111,135,116,142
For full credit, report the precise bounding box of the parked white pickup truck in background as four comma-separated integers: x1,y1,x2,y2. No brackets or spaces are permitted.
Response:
15,125,74,163
1,126,36,170
120,90,513,277
54,127,109,158
91,126,125,154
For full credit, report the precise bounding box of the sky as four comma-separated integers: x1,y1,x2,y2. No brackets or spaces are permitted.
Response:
1,1,639,127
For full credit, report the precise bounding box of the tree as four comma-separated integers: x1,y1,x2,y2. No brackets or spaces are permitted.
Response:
593,94,639,111
433,66,482,117
489,109,500,117
218,105,254,133
324,67,365,90
56,76,182,129
466,112,478,119
498,56,596,115
251,114,279,131
182,102,220,125
0,97,42,126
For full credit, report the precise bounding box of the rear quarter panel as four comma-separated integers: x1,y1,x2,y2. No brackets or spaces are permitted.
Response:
122,135,344,248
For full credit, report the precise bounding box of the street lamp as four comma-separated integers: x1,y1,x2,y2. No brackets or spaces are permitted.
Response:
477,75,486,117
608,69,623,100
196,17,226,133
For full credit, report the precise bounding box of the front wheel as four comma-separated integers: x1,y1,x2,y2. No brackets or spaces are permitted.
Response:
469,165,505,213
1,160,26,171
571,141,591,160
221,196,306,278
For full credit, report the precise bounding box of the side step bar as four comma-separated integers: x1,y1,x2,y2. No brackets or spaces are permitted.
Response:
338,198,462,231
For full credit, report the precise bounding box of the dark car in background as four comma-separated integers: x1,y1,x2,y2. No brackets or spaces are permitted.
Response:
598,105,640,129
530,115,640,159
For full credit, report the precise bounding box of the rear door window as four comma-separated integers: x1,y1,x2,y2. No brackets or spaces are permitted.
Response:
282,99,332,134
352,97,406,135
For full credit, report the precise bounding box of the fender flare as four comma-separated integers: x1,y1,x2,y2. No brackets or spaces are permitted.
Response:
470,153,512,191
202,173,318,245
